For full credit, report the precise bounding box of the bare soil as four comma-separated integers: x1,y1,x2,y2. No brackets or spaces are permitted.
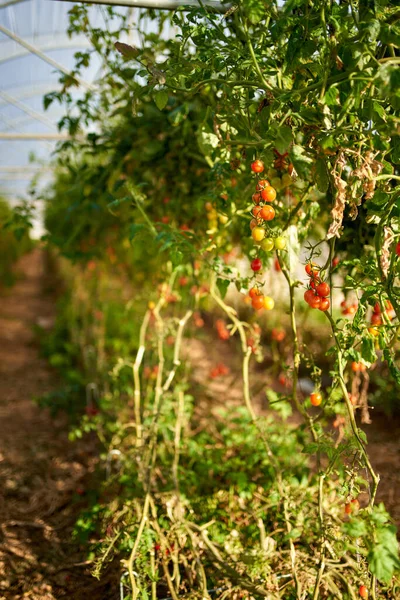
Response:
0,249,118,600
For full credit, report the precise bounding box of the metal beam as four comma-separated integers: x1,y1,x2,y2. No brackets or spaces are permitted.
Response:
0,133,70,140
0,84,58,107
53,0,227,12
0,24,95,91
0,90,56,130
0,0,27,8
0,38,92,65
0,165,50,170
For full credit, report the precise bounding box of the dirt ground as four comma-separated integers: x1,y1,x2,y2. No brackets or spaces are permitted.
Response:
0,250,399,600
0,249,118,600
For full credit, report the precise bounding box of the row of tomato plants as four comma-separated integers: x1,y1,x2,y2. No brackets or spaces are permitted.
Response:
34,1,400,598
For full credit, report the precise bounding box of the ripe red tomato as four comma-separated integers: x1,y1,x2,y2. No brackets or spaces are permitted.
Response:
309,295,322,309
359,585,368,598
251,258,262,271
252,295,265,310
274,257,281,272
251,160,264,173
370,313,382,325
271,328,286,342
249,287,260,299
352,361,366,373
305,262,318,276
252,205,262,217
261,186,277,202
396,241,400,257
310,392,322,406
256,179,269,191
260,205,276,221
332,256,340,268
304,289,315,305
316,282,330,297
252,192,261,204
373,302,381,314
250,218,257,230
319,298,330,311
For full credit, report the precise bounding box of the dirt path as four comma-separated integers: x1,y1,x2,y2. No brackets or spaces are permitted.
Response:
0,249,117,600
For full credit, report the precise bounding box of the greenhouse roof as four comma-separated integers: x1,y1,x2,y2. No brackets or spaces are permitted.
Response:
0,0,224,234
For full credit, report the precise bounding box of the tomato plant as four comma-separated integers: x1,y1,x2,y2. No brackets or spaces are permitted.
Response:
33,1,400,598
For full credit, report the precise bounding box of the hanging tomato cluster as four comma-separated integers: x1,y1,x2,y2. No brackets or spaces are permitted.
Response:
303,262,330,312
246,159,287,312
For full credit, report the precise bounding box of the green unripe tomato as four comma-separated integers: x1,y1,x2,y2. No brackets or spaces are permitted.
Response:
281,173,292,187
274,236,286,250
271,177,283,190
261,238,274,252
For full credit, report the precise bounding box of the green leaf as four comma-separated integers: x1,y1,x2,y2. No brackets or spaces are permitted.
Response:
383,349,400,386
154,89,169,111
323,87,339,106
315,157,329,193
216,278,230,299
361,336,377,365
368,525,400,583
129,223,146,240
197,127,219,166
289,145,313,179
343,518,367,538
274,125,293,154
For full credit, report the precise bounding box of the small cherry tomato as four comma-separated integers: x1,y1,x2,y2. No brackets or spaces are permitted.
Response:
260,205,276,221
274,257,281,272
359,585,368,599
249,287,260,299
252,192,261,204
316,282,330,297
205,202,213,211
251,160,264,173
310,392,322,406
256,179,269,191
319,297,330,311
252,226,266,242
271,328,285,342
261,186,277,202
332,257,340,268
252,205,262,217
396,241,400,257
263,296,274,310
305,262,318,276
250,218,258,230
373,302,381,314
352,361,367,373
252,295,265,310
251,258,262,271
309,295,322,309
274,236,286,250
261,238,275,251
368,327,379,337
370,313,382,325
304,289,315,305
